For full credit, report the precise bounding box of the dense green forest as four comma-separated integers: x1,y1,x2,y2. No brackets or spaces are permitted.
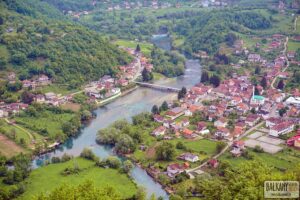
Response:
173,10,272,55
0,1,132,88
77,7,280,56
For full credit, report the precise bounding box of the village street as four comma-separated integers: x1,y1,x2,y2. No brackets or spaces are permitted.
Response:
186,121,265,178
270,36,289,89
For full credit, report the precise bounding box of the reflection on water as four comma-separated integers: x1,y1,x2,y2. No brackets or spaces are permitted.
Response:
32,34,202,199
151,34,172,51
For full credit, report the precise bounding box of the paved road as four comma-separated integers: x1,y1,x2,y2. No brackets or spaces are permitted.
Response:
271,36,289,89
186,121,265,177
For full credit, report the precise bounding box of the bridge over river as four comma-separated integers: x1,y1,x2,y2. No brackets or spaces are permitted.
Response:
133,81,181,92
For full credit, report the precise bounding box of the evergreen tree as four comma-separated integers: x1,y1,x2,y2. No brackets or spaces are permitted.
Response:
155,142,175,161
141,68,153,82
200,70,210,83
136,44,141,52
210,75,221,87
277,79,284,90
151,105,159,114
160,101,169,111
261,76,267,89
254,87,260,95
178,87,187,100
255,66,261,75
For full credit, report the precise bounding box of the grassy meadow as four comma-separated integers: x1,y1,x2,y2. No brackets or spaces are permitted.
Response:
18,158,137,200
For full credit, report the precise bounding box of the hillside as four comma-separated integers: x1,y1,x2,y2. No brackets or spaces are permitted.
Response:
0,1,132,89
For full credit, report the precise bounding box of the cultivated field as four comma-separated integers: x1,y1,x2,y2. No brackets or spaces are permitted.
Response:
0,134,24,158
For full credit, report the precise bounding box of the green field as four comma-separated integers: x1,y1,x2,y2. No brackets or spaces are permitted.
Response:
133,138,218,168
0,119,32,144
38,84,79,96
288,40,300,51
18,158,137,200
219,148,300,171
14,111,75,138
114,39,153,57
180,139,218,155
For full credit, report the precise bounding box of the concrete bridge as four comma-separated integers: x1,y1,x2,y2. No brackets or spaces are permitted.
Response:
134,81,180,92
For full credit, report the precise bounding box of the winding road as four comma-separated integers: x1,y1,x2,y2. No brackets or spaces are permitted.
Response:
187,121,265,178
270,36,289,89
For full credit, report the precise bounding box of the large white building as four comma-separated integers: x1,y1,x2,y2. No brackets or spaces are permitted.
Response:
285,97,300,107
269,122,294,137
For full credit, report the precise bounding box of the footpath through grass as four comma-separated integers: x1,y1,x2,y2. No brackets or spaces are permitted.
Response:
18,158,137,200
14,111,75,139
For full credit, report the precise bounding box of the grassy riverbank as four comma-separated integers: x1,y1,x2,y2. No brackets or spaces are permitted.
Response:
18,158,137,200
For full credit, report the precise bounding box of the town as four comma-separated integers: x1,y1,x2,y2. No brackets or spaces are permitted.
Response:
0,46,152,118
1,0,300,199
127,32,300,188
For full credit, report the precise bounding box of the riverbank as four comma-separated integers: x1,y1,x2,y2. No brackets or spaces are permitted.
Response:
30,35,201,198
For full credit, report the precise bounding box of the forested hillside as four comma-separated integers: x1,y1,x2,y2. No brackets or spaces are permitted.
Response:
0,1,132,88
173,10,272,55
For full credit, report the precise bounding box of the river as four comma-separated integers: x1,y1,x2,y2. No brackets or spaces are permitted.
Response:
33,35,202,199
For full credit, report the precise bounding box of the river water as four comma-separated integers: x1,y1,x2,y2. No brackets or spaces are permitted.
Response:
33,35,202,199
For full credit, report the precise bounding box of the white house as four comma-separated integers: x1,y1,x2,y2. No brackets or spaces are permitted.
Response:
0,109,8,118
214,118,228,128
179,153,199,163
184,109,193,116
285,97,300,108
269,122,294,137
266,117,283,128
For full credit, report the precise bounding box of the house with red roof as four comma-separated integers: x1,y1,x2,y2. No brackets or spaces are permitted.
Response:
197,122,207,132
269,121,295,137
236,103,249,114
215,127,230,139
287,134,300,147
277,72,289,79
167,163,189,177
153,114,164,123
245,114,261,127
208,159,219,168
152,126,166,137
166,107,185,120
214,117,228,128
233,127,243,138
266,117,284,128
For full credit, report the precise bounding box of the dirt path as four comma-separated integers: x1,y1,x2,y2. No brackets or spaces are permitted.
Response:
4,118,34,140
186,121,265,177
294,16,298,32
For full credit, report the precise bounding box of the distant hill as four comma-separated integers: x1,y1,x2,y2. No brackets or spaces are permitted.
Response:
0,1,132,88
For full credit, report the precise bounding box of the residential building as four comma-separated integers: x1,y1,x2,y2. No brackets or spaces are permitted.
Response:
214,117,228,128
269,122,295,137
178,153,199,163
152,126,166,137
166,107,185,120
167,163,189,177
